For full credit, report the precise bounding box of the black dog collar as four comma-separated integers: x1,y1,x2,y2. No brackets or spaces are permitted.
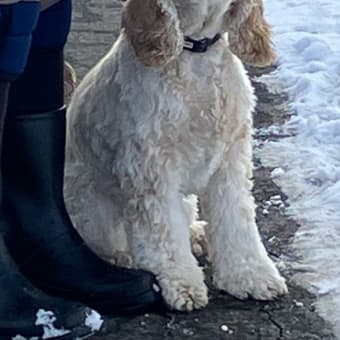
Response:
183,34,221,53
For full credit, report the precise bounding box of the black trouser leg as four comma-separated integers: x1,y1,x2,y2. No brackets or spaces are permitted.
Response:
7,47,64,115
6,0,70,116
0,81,9,146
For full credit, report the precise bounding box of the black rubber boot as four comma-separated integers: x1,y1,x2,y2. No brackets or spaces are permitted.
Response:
0,81,98,339
0,235,98,339
2,108,162,314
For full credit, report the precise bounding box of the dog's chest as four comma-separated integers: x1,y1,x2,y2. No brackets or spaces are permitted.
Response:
165,48,228,134
160,50,231,192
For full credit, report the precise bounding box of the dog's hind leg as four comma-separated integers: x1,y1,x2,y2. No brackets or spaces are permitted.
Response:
127,189,208,311
65,163,132,267
201,127,288,300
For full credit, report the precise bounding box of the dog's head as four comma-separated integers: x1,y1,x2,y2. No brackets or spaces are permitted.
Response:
122,0,276,67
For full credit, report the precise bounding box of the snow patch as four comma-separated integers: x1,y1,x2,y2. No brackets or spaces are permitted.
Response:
84,310,104,332
271,168,285,178
260,0,340,335
35,309,71,339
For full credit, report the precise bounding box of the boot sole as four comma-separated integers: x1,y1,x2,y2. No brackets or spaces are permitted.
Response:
38,282,164,316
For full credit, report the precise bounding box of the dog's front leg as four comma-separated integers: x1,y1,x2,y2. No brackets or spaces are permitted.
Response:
127,188,208,311
201,130,288,300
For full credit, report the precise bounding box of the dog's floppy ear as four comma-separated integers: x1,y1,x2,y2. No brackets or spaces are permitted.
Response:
122,0,183,67
225,0,276,67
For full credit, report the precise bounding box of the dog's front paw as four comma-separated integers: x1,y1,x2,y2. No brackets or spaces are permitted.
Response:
157,269,208,311
214,258,288,300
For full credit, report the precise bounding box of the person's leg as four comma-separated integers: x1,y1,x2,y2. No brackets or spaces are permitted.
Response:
0,81,9,142
0,2,93,337
7,0,68,114
4,0,162,314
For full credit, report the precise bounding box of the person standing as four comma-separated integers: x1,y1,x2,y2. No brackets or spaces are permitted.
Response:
0,0,161,337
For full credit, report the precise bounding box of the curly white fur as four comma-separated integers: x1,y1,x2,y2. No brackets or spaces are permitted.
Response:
65,0,287,311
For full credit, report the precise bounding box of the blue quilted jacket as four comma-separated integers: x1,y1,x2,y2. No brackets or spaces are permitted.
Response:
0,0,69,80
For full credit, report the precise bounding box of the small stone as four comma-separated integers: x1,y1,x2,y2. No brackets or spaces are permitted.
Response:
262,304,270,311
269,236,276,243
263,208,269,216
293,300,304,307
263,200,272,208
271,194,281,200
183,328,194,336
270,195,283,206
167,316,176,329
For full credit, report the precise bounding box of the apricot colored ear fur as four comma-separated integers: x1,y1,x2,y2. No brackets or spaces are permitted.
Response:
122,0,183,66
227,0,276,67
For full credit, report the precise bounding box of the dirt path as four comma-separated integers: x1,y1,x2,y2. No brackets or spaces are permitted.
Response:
65,2,335,339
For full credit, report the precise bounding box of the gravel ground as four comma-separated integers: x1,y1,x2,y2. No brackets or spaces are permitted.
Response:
65,1,336,339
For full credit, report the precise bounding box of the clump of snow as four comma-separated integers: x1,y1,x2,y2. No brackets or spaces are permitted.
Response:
220,324,229,332
13,310,103,340
259,0,340,336
84,310,104,332
220,324,233,334
271,168,285,178
35,309,71,339
255,125,282,138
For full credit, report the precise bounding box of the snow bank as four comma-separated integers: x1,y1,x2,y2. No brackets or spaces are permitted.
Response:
258,0,340,335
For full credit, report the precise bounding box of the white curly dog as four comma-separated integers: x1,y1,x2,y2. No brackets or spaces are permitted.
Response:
65,0,288,311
